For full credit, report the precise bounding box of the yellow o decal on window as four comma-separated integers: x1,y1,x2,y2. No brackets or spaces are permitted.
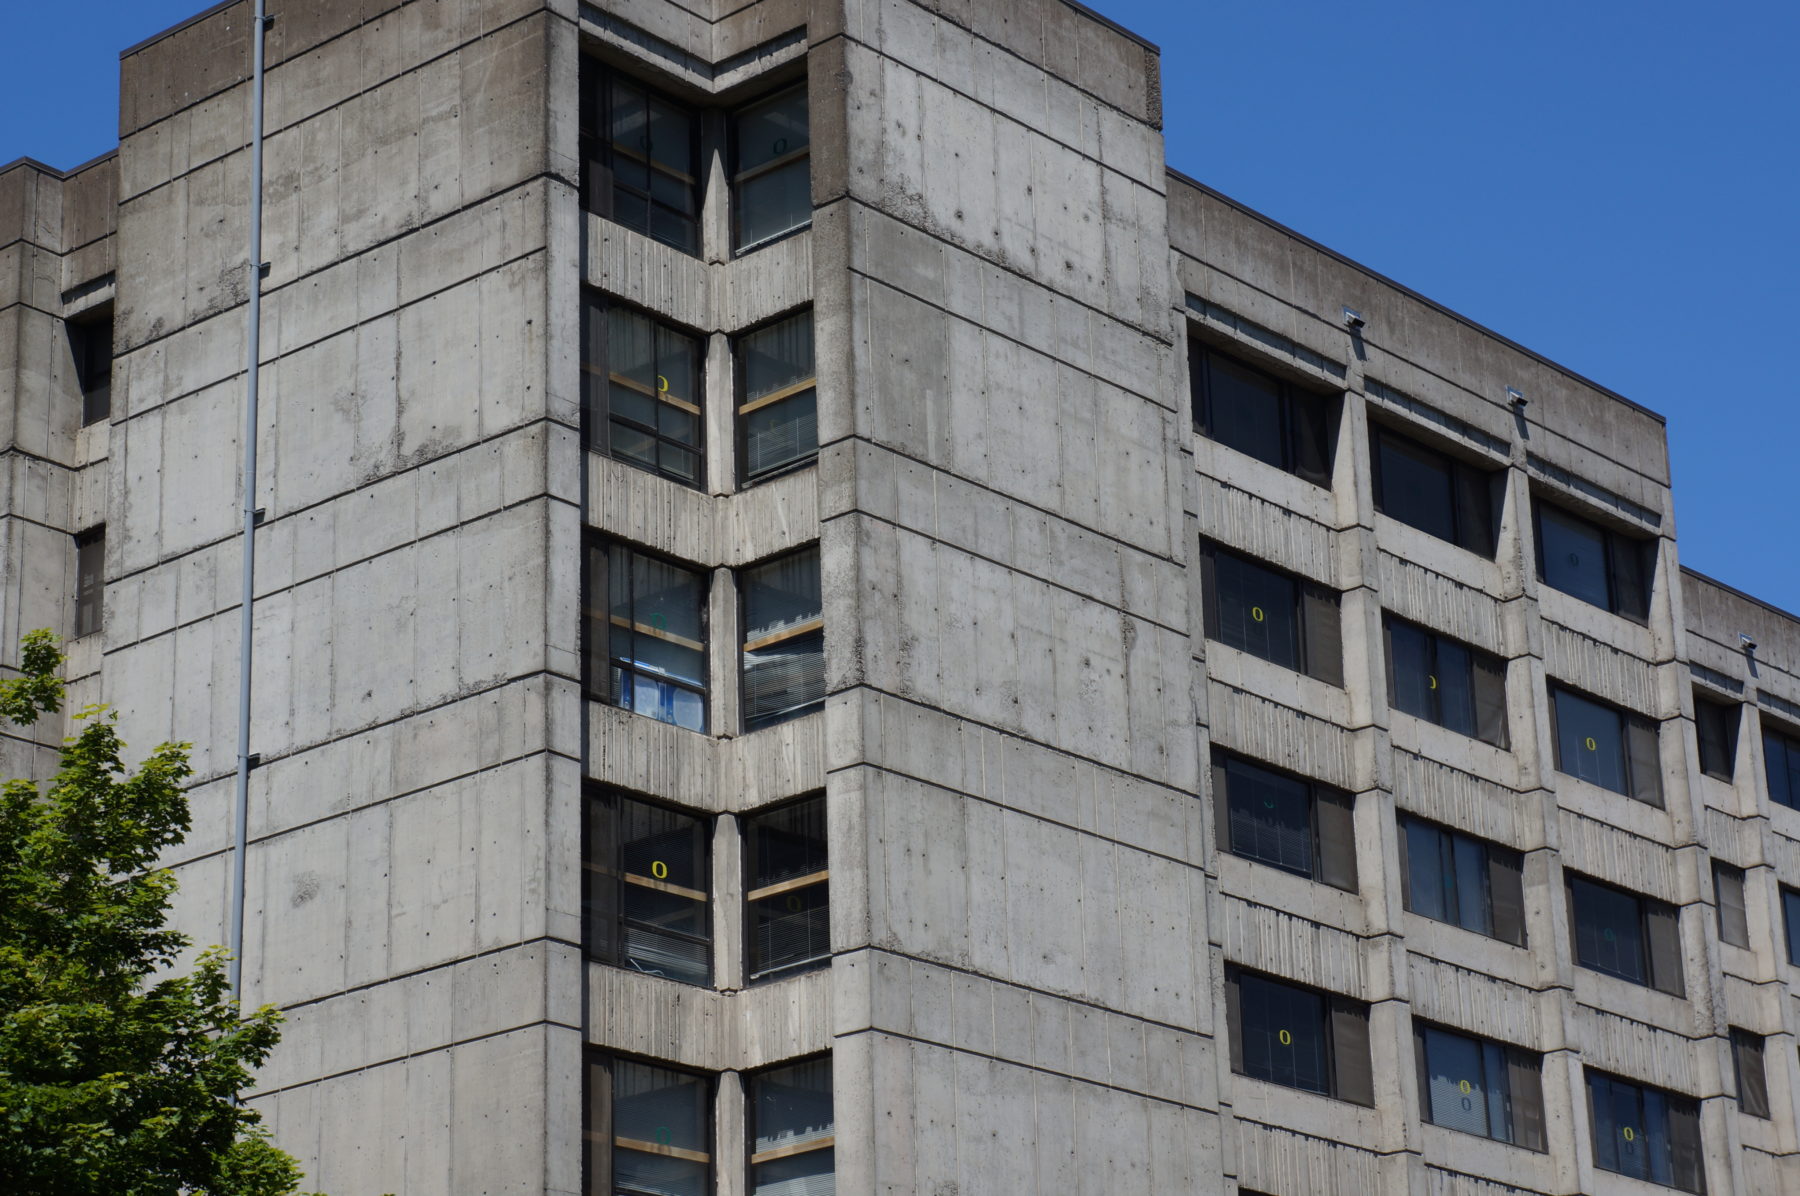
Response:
1278,1029,1292,1046
1459,1079,1471,1095
1585,736,1598,751
652,860,669,880
1429,675,1438,690
787,894,804,912
1251,606,1266,623
658,374,669,392
1622,1127,1636,1142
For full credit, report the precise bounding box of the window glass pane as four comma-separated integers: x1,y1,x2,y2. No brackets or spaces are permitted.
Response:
1553,687,1628,794
1539,504,1611,608
1472,652,1509,748
1734,1030,1771,1119
1387,619,1434,722
1571,877,1647,986
1402,817,1449,923
1376,430,1456,542
646,96,695,183
604,307,703,486
1783,888,1800,965
596,75,700,254
1610,534,1651,622
1224,756,1314,877
1451,833,1491,936
734,87,811,249
747,797,831,980
751,1058,834,1196
1452,461,1497,556
71,316,112,425
739,313,818,480
743,550,824,730
616,797,711,985
736,163,812,250
1434,637,1476,737
1765,728,1800,810
1695,697,1737,779
1289,390,1335,486
614,1061,710,1196
74,528,104,638
736,87,810,174
1235,972,1329,1095
602,545,707,732
1714,863,1749,947
1422,1027,1490,1137
1210,550,1300,669
1202,353,1285,470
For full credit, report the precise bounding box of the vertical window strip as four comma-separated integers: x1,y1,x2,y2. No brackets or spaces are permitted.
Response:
590,540,709,733
732,84,812,252
587,791,713,986
737,311,818,482
741,548,824,730
579,64,701,254
749,1057,835,1196
590,300,705,487
745,796,831,982
73,527,104,638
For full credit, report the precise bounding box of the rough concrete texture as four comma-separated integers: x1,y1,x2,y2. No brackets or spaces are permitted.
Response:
3,0,1799,1192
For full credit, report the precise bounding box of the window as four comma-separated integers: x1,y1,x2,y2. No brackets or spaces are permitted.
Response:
68,313,111,426
1548,684,1661,805
582,294,704,486
1763,721,1800,811
1383,615,1509,746
588,1055,713,1196
745,796,830,981
73,527,104,638
1189,342,1337,486
1731,1028,1770,1120
1567,874,1684,996
1585,1070,1705,1193
1534,499,1653,621
731,84,810,252
1224,967,1373,1105
1694,692,1739,781
579,63,700,254
1782,886,1800,965
1212,751,1356,891
741,548,824,730
1713,862,1749,948
1200,542,1343,685
736,310,817,483
587,790,712,985
587,541,708,732
1371,424,1500,555
1398,815,1526,945
1413,1023,1546,1150
749,1057,834,1195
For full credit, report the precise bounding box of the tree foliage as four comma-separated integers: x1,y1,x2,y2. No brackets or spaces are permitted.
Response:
0,630,312,1195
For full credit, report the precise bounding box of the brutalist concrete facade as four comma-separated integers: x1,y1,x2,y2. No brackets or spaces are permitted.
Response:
4,0,1800,1193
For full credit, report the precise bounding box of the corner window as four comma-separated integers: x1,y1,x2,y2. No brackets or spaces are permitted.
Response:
1384,615,1509,747
587,790,712,986
1762,721,1800,811
1782,886,1800,965
579,62,701,254
1371,424,1500,555
1190,342,1337,486
1398,815,1525,945
1200,542,1342,685
1567,874,1684,996
745,796,830,982
73,526,104,638
741,547,824,730
1585,1070,1705,1193
731,84,810,252
1413,1023,1546,1150
587,539,708,732
1224,966,1372,1105
1534,500,1653,622
1713,862,1749,948
68,312,112,426
1548,683,1661,805
1694,692,1739,781
1212,751,1356,891
736,310,817,483
749,1057,834,1195
583,294,704,486
1731,1028,1770,1120
588,1055,714,1196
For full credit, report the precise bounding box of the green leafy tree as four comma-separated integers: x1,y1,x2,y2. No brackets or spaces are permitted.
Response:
0,630,313,1195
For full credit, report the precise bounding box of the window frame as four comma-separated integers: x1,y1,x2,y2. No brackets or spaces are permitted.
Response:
1369,421,1501,556
739,545,825,731
1533,497,1654,622
1224,965,1374,1106
1189,340,1338,486
73,526,104,639
743,794,831,983
1412,1020,1547,1151
1713,861,1749,949
1199,541,1343,686
734,307,819,485
1584,1068,1707,1193
578,60,704,255
1762,719,1800,811
1730,1028,1771,1120
582,291,707,488
1397,813,1526,946
1781,886,1800,966
1566,873,1685,997
746,1054,835,1195
586,787,714,987
585,537,710,733
1547,682,1663,805
1212,750,1357,892
730,82,812,254
587,1052,717,1196
1694,691,1740,781
1382,613,1510,747
68,311,112,426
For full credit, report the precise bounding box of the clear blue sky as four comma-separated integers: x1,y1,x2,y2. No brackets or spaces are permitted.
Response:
4,0,1796,610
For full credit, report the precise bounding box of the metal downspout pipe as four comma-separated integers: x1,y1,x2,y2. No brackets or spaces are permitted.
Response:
228,0,270,1007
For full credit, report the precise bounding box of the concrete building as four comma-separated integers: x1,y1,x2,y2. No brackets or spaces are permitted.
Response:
3,0,1799,1192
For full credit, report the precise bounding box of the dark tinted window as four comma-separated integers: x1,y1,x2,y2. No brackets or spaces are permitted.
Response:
1414,1023,1546,1150
1372,425,1499,555
1550,684,1662,805
750,1057,834,1195
1763,723,1800,811
732,85,811,251
1586,1070,1705,1193
68,313,112,426
583,295,704,486
1226,967,1372,1105
579,64,700,254
737,311,817,482
1731,1028,1770,1120
1713,862,1749,949
1694,693,1739,781
73,527,104,638
1214,752,1357,891
1190,343,1337,486
586,790,711,986
745,796,830,981
1399,815,1525,945
1384,616,1509,746
587,540,708,732
741,548,824,730
1783,887,1800,965
588,1055,714,1196
1201,543,1342,685
1568,874,1684,996
1535,500,1653,621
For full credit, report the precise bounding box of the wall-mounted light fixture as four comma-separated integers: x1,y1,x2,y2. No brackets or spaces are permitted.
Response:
1342,306,1365,329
